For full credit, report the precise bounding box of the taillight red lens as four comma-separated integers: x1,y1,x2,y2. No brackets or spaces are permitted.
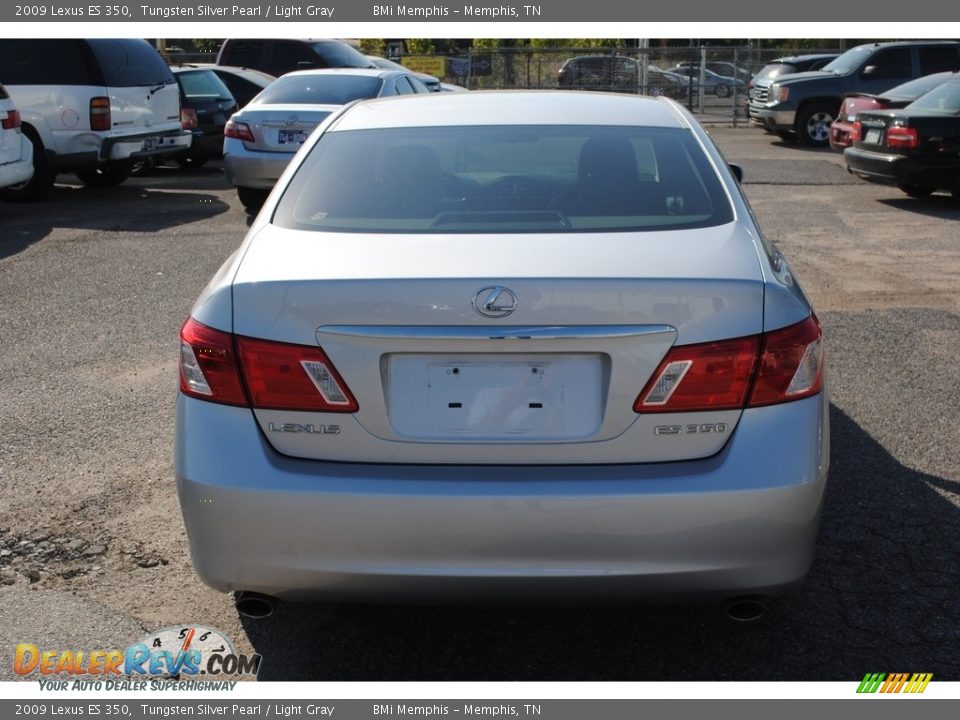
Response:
89,97,111,131
236,337,358,412
179,318,248,407
1,109,21,130
850,121,862,142
634,315,824,413
886,126,918,149
748,315,824,406
224,119,254,142
634,336,760,413
180,107,198,130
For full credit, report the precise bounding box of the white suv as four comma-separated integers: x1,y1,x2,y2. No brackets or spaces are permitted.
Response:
0,83,33,191
0,39,192,200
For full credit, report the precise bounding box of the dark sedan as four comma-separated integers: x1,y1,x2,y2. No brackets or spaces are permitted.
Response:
171,67,239,168
844,74,960,200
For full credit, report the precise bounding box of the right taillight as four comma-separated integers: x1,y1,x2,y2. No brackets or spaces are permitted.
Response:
178,317,358,412
851,120,862,142
224,119,254,142
886,125,919,149
748,315,824,406
634,315,823,413
89,97,111,131
1,109,21,130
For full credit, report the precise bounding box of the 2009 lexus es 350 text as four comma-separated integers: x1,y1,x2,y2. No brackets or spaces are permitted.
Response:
175,91,828,615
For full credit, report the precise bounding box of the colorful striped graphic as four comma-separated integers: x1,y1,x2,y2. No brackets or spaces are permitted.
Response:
857,672,933,694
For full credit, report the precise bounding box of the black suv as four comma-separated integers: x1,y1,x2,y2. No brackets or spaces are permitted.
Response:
216,39,375,77
749,41,960,146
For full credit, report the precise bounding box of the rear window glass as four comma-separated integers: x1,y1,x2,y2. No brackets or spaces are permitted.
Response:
177,70,233,100
274,125,734,234
884,72,954,101
907,80,960,113
254,75,382,105
87,39,174,88
311,42,374,69
0,40,91,85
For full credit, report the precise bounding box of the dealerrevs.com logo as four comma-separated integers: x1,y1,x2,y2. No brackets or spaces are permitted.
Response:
857,673,933,694
14,625,261,688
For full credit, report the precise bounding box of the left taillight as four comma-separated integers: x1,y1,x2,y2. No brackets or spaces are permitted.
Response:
1,109,21,130
179,317,359,412
634,315,824,413
224,119,255,142
180,107,198,130
179,318,248,406
89,97,111,131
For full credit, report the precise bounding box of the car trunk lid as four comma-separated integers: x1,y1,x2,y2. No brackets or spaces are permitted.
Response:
235,104,338,152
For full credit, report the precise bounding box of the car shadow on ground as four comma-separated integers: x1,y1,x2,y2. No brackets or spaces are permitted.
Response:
0,183,230,260
877,196,960,220
240,404,960,681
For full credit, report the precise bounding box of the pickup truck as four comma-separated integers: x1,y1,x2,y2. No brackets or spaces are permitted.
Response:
749,41,960,147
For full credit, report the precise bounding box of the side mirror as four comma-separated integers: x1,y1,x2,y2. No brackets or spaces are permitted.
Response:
729,163,744,183
862,65,878,77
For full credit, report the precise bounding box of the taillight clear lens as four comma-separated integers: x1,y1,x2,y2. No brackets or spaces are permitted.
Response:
635,336,760,413
1,109,21,130
89,97,111,131
748,315,824,406
236,337,358,412
180,107,198,130
886,126,918,149
224,119,254,142
179,318,248,406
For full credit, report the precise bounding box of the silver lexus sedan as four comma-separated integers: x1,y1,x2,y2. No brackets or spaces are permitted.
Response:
177,92,828,616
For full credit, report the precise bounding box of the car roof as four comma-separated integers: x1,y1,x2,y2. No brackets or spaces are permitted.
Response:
852,40,960,49
331,90,687,131
769,54,839,63
282,68,398,79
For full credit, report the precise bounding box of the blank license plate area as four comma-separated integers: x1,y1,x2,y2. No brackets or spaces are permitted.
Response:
278,129,307,145
864,128,882,144
388,354,604,441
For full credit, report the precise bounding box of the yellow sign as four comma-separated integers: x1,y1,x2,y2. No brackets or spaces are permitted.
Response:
401,56,446,77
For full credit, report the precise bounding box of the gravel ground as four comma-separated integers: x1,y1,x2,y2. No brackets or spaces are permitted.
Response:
0,128,958,681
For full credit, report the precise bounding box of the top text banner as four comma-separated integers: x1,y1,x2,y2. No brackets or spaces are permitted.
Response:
1,0,951,22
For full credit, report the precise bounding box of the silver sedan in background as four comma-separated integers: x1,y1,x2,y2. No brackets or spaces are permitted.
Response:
180,91,828,620
223,68,431,210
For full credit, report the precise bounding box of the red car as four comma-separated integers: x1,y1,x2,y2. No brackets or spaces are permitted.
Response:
830,72,957,152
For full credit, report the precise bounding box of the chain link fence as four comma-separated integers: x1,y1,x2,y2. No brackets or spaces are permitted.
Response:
401,46,844,124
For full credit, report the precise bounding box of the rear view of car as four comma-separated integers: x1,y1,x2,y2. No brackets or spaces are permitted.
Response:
844,74,960,200
171,68,239,168
177,92,829,612
0,39,192,199
829,72,957,151
223,69,430,210
0,84,34,192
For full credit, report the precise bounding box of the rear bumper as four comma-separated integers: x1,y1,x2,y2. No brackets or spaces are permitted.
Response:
223,140,294,189
102,129,193,161
176,391,830,604
843,146,960,188
0,133,34,187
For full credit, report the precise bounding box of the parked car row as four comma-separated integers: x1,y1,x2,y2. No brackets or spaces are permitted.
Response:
556,55,743,100
0,38,472,202
749,41,960,202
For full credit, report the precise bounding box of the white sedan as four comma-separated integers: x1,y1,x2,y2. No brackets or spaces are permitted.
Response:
178,91,828,620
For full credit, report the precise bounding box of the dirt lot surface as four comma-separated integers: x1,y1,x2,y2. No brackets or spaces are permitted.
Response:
1,128,958,681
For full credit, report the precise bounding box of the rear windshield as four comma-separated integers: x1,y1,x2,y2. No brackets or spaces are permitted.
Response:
312,41,374,68
907,80,960,113
87,39,174,88
274,124,734,234
885,72,954,101
255,75,382,105
177,70,233,101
